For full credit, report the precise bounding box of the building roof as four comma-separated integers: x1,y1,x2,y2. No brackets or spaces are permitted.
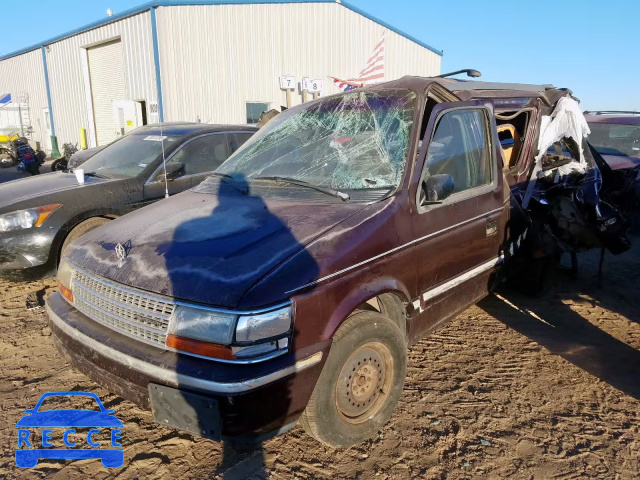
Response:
0,0,443,61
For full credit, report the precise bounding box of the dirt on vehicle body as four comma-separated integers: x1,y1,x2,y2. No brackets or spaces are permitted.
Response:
47,76,638,448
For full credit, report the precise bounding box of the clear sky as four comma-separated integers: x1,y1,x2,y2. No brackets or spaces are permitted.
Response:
2,0,638,111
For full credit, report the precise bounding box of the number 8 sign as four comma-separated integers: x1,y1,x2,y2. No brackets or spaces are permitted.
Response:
302,78,324,93
308,79,323,93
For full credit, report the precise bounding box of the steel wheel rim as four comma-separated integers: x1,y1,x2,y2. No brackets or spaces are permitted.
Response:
335,341,394,424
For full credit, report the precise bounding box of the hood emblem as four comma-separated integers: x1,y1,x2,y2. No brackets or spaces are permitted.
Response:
115,243,127,262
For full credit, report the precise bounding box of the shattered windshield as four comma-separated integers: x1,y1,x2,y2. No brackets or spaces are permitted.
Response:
215,90,417,191
588,123,640,158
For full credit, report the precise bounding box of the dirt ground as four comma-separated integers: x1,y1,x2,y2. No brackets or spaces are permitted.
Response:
1,239,639,479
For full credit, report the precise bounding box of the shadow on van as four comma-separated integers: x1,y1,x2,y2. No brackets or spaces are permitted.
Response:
160,174,319,478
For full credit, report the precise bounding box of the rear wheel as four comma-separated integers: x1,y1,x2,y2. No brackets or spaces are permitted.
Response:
60,217,111,261
0,153,13,168
300,310,407,447
51,158,67,171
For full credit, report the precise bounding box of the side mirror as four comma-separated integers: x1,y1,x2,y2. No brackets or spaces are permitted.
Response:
157,162,185,182
422,174,454,204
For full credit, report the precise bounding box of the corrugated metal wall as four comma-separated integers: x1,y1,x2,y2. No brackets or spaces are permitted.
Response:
0,49,48,147
45,11,157,147
0,3,441,147
156,3,441,124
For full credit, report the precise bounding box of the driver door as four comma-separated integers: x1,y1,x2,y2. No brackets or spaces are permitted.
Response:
411,101,507,337
143,133,232,201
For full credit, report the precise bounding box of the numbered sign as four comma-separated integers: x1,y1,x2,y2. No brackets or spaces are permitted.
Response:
279,75,297,90
301,78,323,93
308,79,324,93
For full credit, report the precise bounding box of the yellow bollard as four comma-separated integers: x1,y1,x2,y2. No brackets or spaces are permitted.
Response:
79,128,87,150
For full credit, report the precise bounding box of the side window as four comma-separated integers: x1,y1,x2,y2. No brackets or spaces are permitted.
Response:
228,132,254,155
163,134,230,179
246,103,270,124
425,109,492,196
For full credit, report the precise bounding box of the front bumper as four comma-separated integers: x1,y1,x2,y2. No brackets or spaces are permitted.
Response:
47,292,328,441
0,228,57,279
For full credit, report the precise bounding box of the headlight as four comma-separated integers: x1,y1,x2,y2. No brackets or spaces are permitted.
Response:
166,304,292,362
168,305,236,345
0,204,61,232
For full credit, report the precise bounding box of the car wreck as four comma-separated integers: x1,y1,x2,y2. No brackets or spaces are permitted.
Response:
439,80,634,267
46,76,638,448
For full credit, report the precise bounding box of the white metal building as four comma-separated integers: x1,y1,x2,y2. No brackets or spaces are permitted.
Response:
0,0,442,153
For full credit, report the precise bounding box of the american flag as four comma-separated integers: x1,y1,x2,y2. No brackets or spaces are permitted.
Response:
330,31,385,92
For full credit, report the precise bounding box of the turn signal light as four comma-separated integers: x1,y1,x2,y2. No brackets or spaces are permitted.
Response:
35,204,62,227
59,283,74,303
166,335,236,360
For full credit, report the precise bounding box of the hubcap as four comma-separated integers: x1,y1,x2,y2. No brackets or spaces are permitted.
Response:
336,343,392,423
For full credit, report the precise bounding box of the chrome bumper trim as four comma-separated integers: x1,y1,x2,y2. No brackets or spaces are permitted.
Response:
48,303,323,394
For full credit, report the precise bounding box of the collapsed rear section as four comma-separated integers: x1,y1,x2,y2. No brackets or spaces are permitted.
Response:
506,96,635,270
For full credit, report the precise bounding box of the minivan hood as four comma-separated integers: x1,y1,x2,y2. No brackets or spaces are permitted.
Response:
0,172,113,211
65,188,367,308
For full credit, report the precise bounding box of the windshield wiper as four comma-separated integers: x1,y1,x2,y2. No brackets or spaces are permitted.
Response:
211,172,233,179
255,176,350,201
84,171,109,179
210,172,248,194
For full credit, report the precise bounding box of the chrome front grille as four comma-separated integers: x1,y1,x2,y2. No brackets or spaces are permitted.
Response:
71,268,174,348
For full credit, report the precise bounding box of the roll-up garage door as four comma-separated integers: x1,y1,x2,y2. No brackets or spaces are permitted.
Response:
88,40,126,146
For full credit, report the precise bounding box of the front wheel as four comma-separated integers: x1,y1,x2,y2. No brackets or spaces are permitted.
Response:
300,310,407,447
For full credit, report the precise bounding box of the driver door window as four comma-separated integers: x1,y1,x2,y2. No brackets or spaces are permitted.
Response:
424,109,492,199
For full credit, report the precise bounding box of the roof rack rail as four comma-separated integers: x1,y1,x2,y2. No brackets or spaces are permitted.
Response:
584,110,640,116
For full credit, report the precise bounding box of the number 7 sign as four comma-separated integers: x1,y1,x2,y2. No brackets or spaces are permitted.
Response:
279,75,297,90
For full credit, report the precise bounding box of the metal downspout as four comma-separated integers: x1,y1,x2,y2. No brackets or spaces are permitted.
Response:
41,46,60,157
150,7,165,123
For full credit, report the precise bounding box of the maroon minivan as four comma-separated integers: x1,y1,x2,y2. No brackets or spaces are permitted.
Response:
47,77,633,447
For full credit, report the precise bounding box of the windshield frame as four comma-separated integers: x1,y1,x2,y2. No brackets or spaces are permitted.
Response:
215,88,420,197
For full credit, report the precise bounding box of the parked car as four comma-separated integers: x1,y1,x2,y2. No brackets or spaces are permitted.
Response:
584,111,640,218
47,77,635,448
0,123,257,280
584,111,640,170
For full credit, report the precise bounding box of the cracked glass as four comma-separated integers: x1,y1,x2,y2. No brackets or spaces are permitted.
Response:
209,90,417,192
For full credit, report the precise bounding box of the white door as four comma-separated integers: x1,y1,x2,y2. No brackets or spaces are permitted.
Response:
42,108,52,153
88,40,126,145
112,100,142,138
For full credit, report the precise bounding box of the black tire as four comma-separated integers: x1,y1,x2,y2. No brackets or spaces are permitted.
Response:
51,158,67,171
0,153,13,168
60,217,111,261
300,310,407,447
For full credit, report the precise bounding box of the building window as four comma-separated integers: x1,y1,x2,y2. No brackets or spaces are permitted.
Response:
246,102,270,124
